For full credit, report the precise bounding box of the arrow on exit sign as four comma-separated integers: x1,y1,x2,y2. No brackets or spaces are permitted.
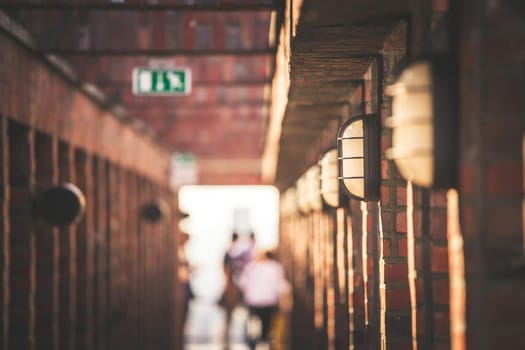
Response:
132,67,192,95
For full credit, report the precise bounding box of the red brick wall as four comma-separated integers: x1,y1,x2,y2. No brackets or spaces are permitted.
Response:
0,26,182,350
278,2,462,350
0,116,9,350
34,132,59,350
8,121,36,350
0,30,171,184
459,0,525,348
280,2,524,348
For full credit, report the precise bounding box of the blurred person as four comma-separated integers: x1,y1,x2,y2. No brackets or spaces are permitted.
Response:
245,231,257,262
238,249,290,350
219,231,257,348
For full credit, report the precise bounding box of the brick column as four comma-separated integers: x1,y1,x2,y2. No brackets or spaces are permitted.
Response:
75,149,95,350
321,212,335,350
361,201,380,349
58,141,76,350
161,192,174,349
92,158,109,350
34,132,59,350
0,116,9,350
378,174,410,350
137,177,146,350
8,121,35,350
126,171,139,350
446,190,465,350
428,191,450,348
406,184,451,349
348,200,365,349
107,164,119,349
459,0,525,348
334,208,349,350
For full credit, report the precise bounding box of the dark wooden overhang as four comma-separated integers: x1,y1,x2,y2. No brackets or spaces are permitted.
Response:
268,0,412,190
274,20,399,189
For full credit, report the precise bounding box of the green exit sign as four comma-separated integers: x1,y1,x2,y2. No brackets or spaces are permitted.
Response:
132,67,191,95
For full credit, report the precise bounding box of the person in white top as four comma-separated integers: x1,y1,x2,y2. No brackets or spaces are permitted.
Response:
238,249,290,349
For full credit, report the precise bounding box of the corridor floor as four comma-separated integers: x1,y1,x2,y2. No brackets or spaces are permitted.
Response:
184,299,253,350
183,298,285,350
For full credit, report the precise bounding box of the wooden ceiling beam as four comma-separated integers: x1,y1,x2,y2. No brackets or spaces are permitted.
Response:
0,2,280,12
95,79,272,88
37,48,277,57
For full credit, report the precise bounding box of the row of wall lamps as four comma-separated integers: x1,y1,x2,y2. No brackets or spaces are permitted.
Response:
33,183,171,226
281,57,457,214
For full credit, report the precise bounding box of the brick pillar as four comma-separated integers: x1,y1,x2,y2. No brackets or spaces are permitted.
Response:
361,201,380,349
459,0,525,348
58,141,76,350
75,149,94,350
346,201,367,349
34,132,59,350
0,116,9,350
348,200,365,349
126,171,139,350
428,191,450,348
107,164,119,349
8,121,35,350
446,190,465,350
312,213,325,349
334,208,349,350
137,177,146,350
92,158,109,350
407,184,450,349
321,212,335,350
379,192,411,350
159,191,173,350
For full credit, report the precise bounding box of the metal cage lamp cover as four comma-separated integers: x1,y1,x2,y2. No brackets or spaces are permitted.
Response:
320,148,340,208
385,56,457,189
337,114,380,201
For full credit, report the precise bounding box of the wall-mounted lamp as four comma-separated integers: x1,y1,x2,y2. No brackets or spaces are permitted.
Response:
385,56,457,189
141,198,170,223
305,165,323,211
337,114,380,201
33,183,86,227
320,148,341,208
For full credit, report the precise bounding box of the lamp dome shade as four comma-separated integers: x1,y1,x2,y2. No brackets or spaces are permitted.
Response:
141,198,170,223
34,183,86,227
337,114,380,201
385,56,457,189
320,149,340,208
305,165,323,211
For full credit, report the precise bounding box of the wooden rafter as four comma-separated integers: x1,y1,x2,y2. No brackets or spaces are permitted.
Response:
37,48,277,57
0,2,280,12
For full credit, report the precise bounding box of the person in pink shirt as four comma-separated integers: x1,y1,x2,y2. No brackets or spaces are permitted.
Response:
238,249,290,349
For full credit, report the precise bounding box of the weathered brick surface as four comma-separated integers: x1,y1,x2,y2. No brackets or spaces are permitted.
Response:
459,1,525,349
34,132,59,350
58,141,77,350
8,121,35,350
0,31,171,185
0,116,9,350
0,27,183,350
